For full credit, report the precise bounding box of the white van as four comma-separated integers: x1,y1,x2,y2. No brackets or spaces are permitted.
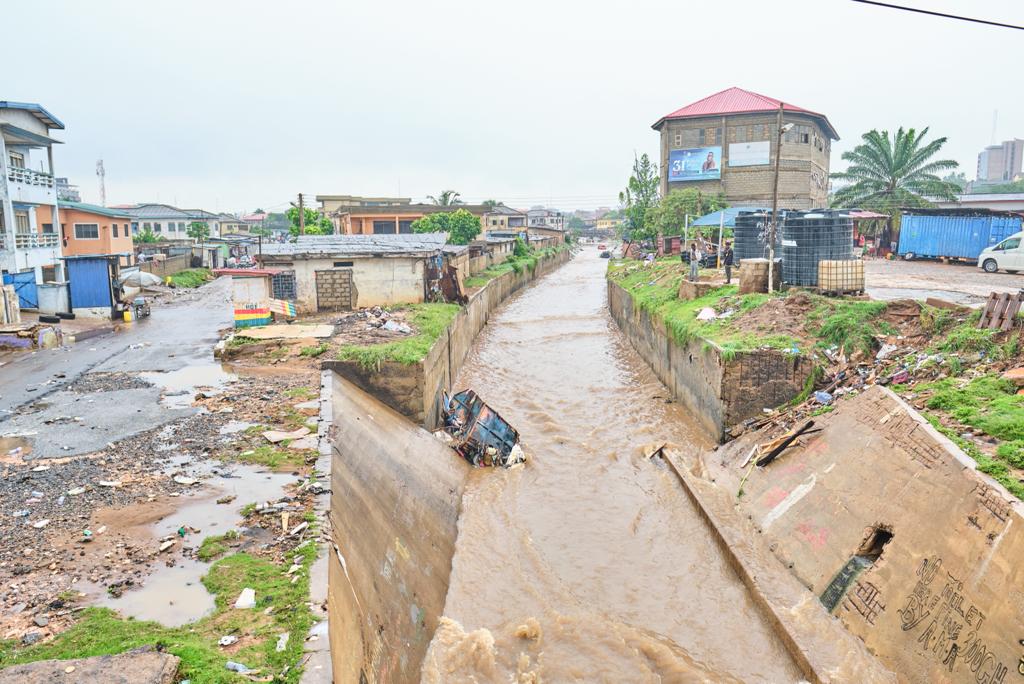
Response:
978,231,1024,274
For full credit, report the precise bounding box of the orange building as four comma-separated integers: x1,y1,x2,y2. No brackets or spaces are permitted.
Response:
37,201,134,257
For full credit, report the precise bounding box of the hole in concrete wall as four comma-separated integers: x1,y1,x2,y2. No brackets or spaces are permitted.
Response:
856,524,893,562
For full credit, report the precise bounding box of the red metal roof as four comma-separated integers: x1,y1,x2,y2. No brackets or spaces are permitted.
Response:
652,87,838,139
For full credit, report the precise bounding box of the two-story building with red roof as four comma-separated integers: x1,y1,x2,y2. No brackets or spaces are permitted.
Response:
652,87,839,209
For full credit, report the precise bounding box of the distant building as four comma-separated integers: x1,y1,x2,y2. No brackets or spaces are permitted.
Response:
652,87,838,209
481,204,527,233
37,201,134,258
527,208,564,230
55,177,80,202
0,101,66,294
218,213,249,235
977,139,1024,182
328,202,490,235
931,192,1024,213
118,204,225,240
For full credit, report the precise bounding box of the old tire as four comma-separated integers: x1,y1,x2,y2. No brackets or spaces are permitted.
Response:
56,312,76,320
39,314,61,324
983,259,999,273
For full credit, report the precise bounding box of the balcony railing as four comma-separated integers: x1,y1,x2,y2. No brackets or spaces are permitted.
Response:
7,166,54,188
14,232,59,249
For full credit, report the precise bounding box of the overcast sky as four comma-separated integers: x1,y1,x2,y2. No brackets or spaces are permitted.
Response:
5,0,1023,213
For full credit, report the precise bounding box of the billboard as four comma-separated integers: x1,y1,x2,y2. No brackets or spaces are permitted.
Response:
668,147,721,182
728,141,770,167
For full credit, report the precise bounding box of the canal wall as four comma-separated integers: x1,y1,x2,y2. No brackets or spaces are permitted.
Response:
688,386,1024,683
327,373,470,683
607,279,813,440
325,247,572,429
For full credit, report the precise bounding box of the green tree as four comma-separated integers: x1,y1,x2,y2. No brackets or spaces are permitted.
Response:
427,190,463,206
566,215,585,231
136,227,163,244
481,199,502,209
974,179,1024,194
831,127,960,209
286,207,332,237
619,153,660,241
942,171,968,191
411,209,481,245
650,188,727,237
186,221,210,241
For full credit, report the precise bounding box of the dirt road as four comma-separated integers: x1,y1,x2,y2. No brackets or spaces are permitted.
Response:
866,258,1024,305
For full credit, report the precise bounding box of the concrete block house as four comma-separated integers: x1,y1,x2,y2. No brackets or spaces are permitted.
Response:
652,87,839,210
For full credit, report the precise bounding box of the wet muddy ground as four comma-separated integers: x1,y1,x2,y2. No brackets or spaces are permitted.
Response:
0,279,329,658
424,250,803,682
865,258,1024,305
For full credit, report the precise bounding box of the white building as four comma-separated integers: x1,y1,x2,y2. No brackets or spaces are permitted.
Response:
119,204,225,240
527,207,564,230
0,101,65,289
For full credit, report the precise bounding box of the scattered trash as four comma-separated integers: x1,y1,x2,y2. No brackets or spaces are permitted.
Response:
216,495,236,505
262,427,310,444
875,343,898,361
218,635,238,647
813,391,833,406
96,525,107,535
64,666,75,674
289,521,308,537
98,480,121,488
173,475,198,485
32,519,50,529
234,587,256,609
34,616,49,627
159,540,175,553
381,320,413,334
30,465,48,472
13,510,29,518
67,487,86,496
889,370,910,385
275,633,290,652
696,307,717,322
441,390,523,468
225,661,250,673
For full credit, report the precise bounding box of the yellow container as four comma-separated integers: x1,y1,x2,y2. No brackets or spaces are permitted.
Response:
123,309,133,322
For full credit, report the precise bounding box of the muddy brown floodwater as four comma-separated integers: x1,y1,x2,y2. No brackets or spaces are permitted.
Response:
422,249,803,682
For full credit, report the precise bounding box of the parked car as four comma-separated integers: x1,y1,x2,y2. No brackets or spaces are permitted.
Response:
978,231,1024,274
600,250,611,259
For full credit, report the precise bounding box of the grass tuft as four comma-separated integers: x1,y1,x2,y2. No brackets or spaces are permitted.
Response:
336,302,460,369
169,268,213,288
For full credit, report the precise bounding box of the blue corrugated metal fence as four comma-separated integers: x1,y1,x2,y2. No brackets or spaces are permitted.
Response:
66,258,114,310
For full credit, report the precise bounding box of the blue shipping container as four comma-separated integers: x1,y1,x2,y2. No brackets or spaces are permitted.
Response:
897,214,1022,260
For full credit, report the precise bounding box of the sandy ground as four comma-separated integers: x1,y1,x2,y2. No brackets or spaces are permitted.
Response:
865,258,1024,305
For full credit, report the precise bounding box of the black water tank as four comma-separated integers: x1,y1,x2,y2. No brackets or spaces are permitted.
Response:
734,211,777,264
781,211,855,286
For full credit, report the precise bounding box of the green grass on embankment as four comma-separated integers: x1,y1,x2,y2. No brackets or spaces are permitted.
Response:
169,268,213,288
336,302,460,369
0,546,317,684
465,244,568,288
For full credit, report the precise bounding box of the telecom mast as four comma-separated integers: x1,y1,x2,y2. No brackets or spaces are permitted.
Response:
96,159,106,206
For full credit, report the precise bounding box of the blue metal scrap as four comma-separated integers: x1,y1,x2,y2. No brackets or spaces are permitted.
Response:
442,390,522,467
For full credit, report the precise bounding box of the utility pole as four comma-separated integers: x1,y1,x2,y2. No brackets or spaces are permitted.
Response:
298,193,305,235
768,104,784,293
96,160,106,207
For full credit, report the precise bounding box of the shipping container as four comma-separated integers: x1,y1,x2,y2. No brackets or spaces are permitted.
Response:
897,212,1022,260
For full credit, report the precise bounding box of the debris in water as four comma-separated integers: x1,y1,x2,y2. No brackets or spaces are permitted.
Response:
262,427,310,444
216,495,236,505
173,475,198,485
159,540,175,553
234,587,256,609
515,617,543,641
441,390,523,468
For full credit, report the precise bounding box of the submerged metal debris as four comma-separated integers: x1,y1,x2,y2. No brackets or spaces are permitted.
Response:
441,390,523,467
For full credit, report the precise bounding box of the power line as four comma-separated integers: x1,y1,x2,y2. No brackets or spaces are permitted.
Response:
849,0,1024,31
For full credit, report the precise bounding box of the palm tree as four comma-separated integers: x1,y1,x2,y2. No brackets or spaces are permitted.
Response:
427,190,463,206
831,127,960,209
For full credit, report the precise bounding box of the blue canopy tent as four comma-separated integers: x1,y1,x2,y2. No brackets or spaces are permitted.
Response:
691,207,769,230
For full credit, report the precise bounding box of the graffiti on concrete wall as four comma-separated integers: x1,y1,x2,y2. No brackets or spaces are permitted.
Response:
897,556,1012,681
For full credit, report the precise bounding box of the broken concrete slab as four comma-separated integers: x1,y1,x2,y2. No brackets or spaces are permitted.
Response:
697,385,1024,683
287,435,318,451
262,427,310,444
239,324,333,340
0,647,179,683
1002,366,1024,387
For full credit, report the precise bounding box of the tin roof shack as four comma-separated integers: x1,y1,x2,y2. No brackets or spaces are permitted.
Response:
213,268,280,328
256,233,454,313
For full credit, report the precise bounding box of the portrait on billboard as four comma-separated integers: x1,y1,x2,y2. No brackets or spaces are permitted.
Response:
728,140,770,167
668,147,721,182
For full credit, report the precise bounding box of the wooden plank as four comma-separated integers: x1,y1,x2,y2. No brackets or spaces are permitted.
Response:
989,293,1010,330
1001,295,1023,331
978,293,998,329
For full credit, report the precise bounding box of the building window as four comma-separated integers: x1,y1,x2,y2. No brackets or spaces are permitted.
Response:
372,220,396,234
14,210,30,233
75,223,99,239
8,151,24,169
132,222,139,233
178,222,186,232
398,220,414,234
673,132,682,147
41,223,56,234
143,222,151,231
153,223,162,233
112,224,119,238
332,261,354,268
41,265,58,282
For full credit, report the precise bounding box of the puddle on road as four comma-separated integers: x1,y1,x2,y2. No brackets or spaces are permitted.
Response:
141,364,237,409
0,436,33,463
219,420,255,435
96,461,294,627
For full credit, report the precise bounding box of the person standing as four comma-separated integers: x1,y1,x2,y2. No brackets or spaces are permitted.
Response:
687,242,701,282
722,241,734,284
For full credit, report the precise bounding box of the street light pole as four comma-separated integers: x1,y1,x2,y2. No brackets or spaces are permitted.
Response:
768,105,794,293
